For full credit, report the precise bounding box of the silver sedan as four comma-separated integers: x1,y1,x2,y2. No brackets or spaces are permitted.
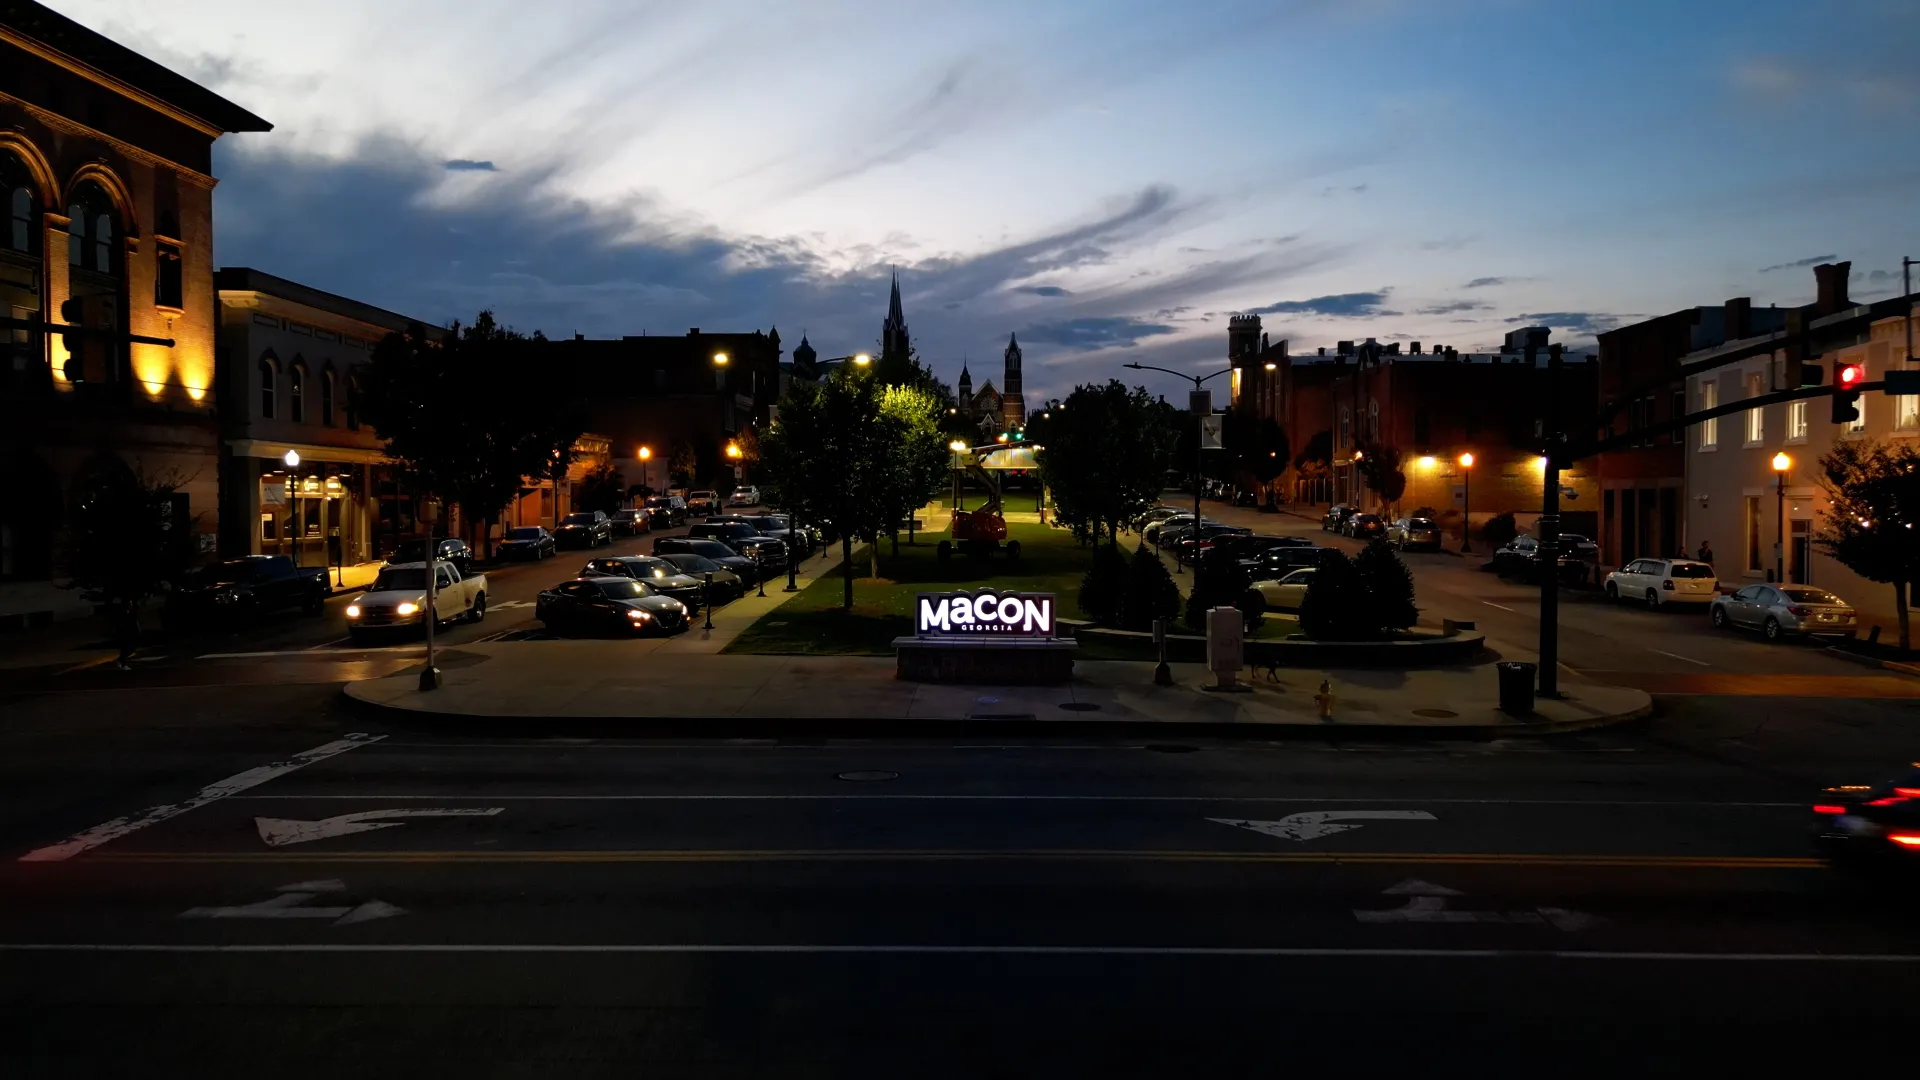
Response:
1709,583,1858,641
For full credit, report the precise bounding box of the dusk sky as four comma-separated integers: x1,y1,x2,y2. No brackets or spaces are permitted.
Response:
56,0,1920,406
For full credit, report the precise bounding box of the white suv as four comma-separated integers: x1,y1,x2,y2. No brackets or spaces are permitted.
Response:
1604,558,1718,607
727,486,760,507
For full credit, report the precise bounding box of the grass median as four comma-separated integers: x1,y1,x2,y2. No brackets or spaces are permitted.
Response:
725,521,1095,655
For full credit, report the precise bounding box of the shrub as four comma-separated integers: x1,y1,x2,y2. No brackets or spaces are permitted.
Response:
1184,546,1255,632
1077,543,1130,624
1480,511,1519,548
1355,538,1419,631
1299,549,1370,640
1118,545,1182,632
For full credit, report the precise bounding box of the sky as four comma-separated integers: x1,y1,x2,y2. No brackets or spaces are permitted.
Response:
51,0,1920,407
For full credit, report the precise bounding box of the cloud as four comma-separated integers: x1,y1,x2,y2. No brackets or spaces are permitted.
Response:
1018,316,1177,351
1758,254,1837,273
443,159,498,172
1318,183,1369,197
1461,276,1507,289
1016,285,1072,297
1420,235,1475,252
1507,312,1623,336
1249,290,1397,318
1731,57,1805,97
1417,300,1491,315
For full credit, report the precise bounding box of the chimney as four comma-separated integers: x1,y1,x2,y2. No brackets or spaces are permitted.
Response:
1813,262,1851,316
1317,347,1326,356
574,332,584,341
689,327,701,335
1410,341,1421,354
1723,297,1751,341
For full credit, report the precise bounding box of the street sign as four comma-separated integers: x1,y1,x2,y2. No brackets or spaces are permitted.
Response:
1200,414,1223,449
1886,369,1920,394
1189,389,1212,415
915,589,1056,637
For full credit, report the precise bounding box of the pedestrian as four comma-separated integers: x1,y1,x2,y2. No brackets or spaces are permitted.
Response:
1695,540,1713,567
111,597,140,671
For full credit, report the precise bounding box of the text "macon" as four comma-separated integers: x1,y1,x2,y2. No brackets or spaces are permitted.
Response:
916,590,1055,636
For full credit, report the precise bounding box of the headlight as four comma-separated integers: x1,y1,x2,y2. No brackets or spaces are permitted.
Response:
345,604,361,618
214,590,239,604
627,608,650,620
396,601,420,616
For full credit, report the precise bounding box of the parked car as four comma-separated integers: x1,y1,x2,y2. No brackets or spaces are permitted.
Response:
1216,534,1313,565
497,526,556,561
686,490,720,515
1710,584,1858,641
554,511,613,549
1812,762,1920,867
1603,558,1718,607
653,536,759,581
1137,506,1188,530
643,495,688,528
1492,534,1600,583
1244,567,1317,614
609,508,651,537
1246,545,1328,580
1386,516,1442,551
536,576,689,637
1170,523,1254,559
1322,504,1355,532
739,514,814,555
163,555,330,628
726,485,761,507
738,535,789,571
1342,513,1386,540
581,555,708,612
346,560,487,642
687,521,764,554
388,537,475,578
1145,513,1217,546
656,552,746,602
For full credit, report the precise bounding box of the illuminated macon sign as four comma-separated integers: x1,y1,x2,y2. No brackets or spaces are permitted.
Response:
915,589,1056,637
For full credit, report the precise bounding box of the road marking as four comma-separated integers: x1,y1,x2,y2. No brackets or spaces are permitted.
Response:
199,647,424,659
1481,602,1517,612
490,600,536,610
224,794,1802,807
1647,648,1711,667
85,849,1826,869
1355,879,1600,931
3,943,1915,962
305,637,351,650
256,807,505,847
1210,810,1438,842
16,734,386,863
55,654,120,675
180,881,404,926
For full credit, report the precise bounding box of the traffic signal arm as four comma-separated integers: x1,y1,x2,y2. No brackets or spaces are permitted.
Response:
1571,382,1886,463
0,317,175,348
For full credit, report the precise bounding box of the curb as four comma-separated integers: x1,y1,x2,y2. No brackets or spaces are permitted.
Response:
1824,644,1920,677
338,681,1651,742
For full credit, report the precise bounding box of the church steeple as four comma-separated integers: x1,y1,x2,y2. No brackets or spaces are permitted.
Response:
793,332,817,380
1002,332,1024,428
880,271,911,371
887,271,904,326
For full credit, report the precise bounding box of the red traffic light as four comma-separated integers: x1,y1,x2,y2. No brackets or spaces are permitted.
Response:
1838,363,1864,388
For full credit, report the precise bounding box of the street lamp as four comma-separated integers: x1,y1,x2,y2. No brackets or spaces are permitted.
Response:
283,449,300,468
949,439,969,510
726,441,744,461
1457,451,1475,552
1124,360,1234,590
712,352,729,366
637,445,652,495
1773,451,1792,583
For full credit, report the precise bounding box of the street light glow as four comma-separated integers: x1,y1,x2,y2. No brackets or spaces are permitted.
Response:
1459,452,1475,468
949,440,969,452
1772,451,1792,472
852,353,872,367
725,441,743,460
283,449,300,467
637,446,651,460
712,352,729,365
1417,455,1436,469
1263,362,1277,371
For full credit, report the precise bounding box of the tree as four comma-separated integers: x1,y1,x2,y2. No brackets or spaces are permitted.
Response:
1355,443,1406,516
667,438,697,490
1118,545,1182,632
65,460,196,607
1232,414,1288,506
759,369,896,610
1480,511,1519,549
1185,546,1256,632
873,384,950,558
574,463,625,515
1354,538,1419,631
1078,543,1130,624
1037,379,1179,551
1816,437,1920,651
1299,549,1371,640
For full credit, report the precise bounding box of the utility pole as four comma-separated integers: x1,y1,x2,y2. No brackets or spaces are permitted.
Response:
1125,361,1231,590
1905,256,1915,365
1537,343,1564,700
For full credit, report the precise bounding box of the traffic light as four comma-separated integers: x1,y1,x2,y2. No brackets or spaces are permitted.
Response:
1831,362,1864,425
1783,309,1821,387
59,295,99,383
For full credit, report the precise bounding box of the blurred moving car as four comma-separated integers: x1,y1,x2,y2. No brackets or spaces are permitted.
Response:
653,537,759,582
581,555,707,612
346,560,486,642
609,508,650,537
1711,583,1858,641
536,576,688,637
162,555,330,628
643,495,688,528
1812,763,1920,867
686,490,720,515
388,537,475,578
497,526,555,561
726,486,761,507
1342,513,1386,540
1169,523,1254,559
656,552,746,602
1603,558,1718,607
687,521,763,554
1492,534,1599,583
1386,516,1441,551
1244,567,1317,614
554,511,613,549
1322,504,1355,532
1246,545,1327,580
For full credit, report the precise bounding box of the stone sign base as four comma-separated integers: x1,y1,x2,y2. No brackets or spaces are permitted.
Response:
892,637,1078,685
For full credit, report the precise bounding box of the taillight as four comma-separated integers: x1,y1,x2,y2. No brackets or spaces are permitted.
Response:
1662,579,1675,590
1867,795,1912,807
1813,804,1848,815
1787,606,1811,617
1890,835,1920,848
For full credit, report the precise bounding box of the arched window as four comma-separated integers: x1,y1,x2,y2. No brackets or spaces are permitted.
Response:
321,367,336,426
66,181,119,277
289,362,306,423
258,358,276,418
3,152,34,254
345,370,362,431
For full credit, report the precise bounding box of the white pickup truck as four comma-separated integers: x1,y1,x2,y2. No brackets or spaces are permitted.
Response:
345,559,487,642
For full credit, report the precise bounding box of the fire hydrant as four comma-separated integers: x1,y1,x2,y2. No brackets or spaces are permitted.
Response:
1315,677,1335,721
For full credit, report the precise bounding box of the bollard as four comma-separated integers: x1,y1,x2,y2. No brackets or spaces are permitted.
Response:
1152,618,1173,686
1315,677,1335,720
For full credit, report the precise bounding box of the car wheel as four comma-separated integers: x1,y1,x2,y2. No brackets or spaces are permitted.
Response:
468,593,487,624
1604,581,1618,601
1645,588,1660,608
1710,605,1728,629
1763,617,1783,641
1006,540,1022,560
302,588,324,616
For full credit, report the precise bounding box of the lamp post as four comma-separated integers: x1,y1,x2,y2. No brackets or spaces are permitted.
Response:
1772,451,1791,583
949,440,968,511
1457,452,1475,553
1125,361,1232,592
637,445,651,496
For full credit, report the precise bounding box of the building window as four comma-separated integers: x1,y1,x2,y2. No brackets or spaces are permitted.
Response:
345,371,362,430
258,358,276,418
1669,388,1685,444
67,182,119,277
1896,392,1920,432
1699,378,1718,449
321,368,336,426
154,241,183,309
7,181,32,253
1743,371,1764,444
1787,399,1807,441
1745,495,1762,572
289,363,306,423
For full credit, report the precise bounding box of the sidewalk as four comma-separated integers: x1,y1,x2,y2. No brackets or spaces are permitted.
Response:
344,644,1650,736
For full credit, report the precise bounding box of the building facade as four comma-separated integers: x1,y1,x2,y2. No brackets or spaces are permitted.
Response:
1,1,269,620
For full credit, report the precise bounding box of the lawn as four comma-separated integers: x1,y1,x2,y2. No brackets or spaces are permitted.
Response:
725,520,1097,655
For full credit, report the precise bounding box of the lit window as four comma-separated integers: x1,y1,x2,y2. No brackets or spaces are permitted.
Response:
66,182,119,278
1698,378,1718,449
1787,399,1807,440
1743,371,1764,443
1896,393,1919,432
6,182,31,253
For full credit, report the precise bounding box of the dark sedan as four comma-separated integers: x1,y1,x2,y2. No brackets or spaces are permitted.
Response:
1813,764,1920,870
608,508,650,537
580,555,707,612
536,577,689,637
643,496,688,528
554,511,613,549
1322,504,1355,532
654,536,759,581
1343,513,1386,539
497,526,555,561
162,555,330,628
657,553,746,602
1246,545,1328,580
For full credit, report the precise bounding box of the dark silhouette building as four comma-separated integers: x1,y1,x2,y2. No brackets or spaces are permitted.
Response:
1002,333,1025,429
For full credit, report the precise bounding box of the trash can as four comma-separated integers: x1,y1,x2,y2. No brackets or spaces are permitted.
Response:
1496,661,1536,715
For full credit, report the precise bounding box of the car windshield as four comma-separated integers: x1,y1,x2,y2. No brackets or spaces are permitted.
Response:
562,514,597,526
505,527,543,540
370,569,427,592
663,554,719,574
645,498,673,508
392,540,439,560
1561,534,1592,545
1283,569,1316,583
624,558,677,579
686,541,735,558
1409,519,1435,528
1354,515,1379,523
1780,587,1843,604
1669,563,1714,578
594,579,654,599
690,491,715,499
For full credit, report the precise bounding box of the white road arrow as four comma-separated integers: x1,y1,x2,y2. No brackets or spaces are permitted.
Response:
181,881,405,926
1354,879,1600,931
1209,810,1438,843
255,807,505,847
490,600,536,610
